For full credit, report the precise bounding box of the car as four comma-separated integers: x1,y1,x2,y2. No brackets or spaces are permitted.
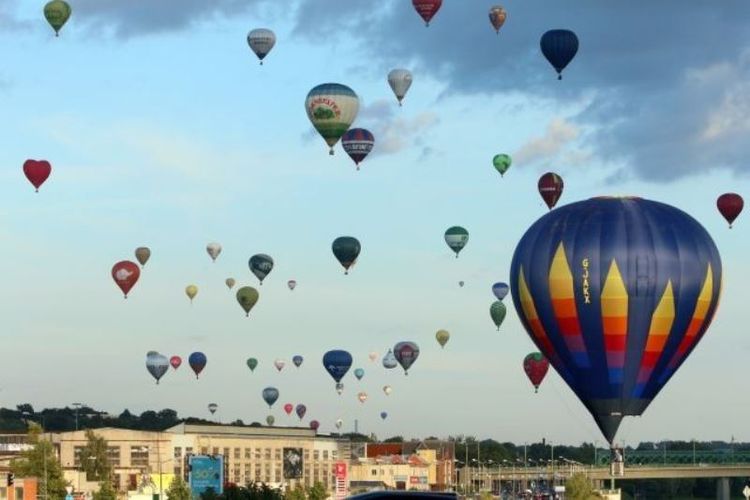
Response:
348,492,459,500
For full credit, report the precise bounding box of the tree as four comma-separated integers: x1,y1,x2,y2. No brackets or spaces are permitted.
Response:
307,482,327,500
92,480,117,500
285,484,306,500
10,423,68,500
383,436,404,443
80,430,112,482
565,472,602,500
166,476,191,500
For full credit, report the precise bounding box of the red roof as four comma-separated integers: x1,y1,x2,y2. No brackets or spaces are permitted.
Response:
366,443,402,457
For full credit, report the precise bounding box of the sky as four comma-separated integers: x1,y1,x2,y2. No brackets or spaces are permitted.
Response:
0,0,748,447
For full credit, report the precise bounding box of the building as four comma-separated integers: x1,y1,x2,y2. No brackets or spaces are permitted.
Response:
360,441,455,491
348,454,430,492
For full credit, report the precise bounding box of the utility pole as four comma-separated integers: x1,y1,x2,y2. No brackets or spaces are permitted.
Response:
72,403,83,431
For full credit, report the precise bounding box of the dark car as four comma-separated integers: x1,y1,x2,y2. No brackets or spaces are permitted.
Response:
348,493,459,500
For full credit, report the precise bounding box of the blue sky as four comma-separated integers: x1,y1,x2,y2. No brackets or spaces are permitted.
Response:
0,0,748,446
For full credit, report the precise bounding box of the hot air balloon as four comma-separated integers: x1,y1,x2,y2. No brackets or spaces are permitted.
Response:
323,350,353,388
249,254,274,284
353,368,365,381
492,282,509,301
295,404,307,420
185,285,198,304
283,403,293,415
274,359,285,372
435,330,450,348
246,357,258,372
458,281,465,288
444,226,469,257
309,420,320,431
305,83,359,155
717,193,743,228
208,403,218,415
412,0,442,26
382,349,398,369
490,301,507,330
538,172,564,210
368,351,378,362
206,242,222,262
225,278,236,290
332,236,361,274
335,418,343,430
236,286,259,317
44,0,71,36
146,351,158,357
288,280,297,291
488,6,507,34
510,196,722,444
387,69,413,106
383,385,392,396
262,387,279,408
188,352,207,379
246,28,276,65
170,356,182,370
523,352,550,393
335,383,344,395
492,154,511,177
23,159,52,193
541,29,579,80
380,411,388,421
393,342,420,375
112,261,140,298
341,128,375,169
357,392,368,403
135,247,151,267
146,353,169,384
266,415,275,426
292,355,304,368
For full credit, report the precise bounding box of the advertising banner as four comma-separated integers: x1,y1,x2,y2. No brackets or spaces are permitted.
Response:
283,448,304,479
189,455,224,498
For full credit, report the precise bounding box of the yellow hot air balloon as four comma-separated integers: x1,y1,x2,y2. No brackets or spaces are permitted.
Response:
185,285,198,303
435,329,450,348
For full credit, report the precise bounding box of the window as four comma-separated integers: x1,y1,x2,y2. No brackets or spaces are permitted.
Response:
245,448,252,459
174,447,182,459
274,449,281,461
234,448,240,459
201,447,208,455
274,470,281,483
107,447,121,467
174,466,181,476
371,469,377,476
223,448,230,458
212,447,219,456
14,487,23,500
186,447,193,456
304,450,310,461
264,448,271,460
323,450,328,460
130,447,148,467
73,446,84,467
254,449,261,459
313,450,319,460
0,486,6,500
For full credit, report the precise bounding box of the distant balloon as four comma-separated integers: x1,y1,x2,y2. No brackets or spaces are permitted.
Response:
208,403,218,415
146,351,159,357
540,29,579,80
354,368,365,381
206,242,222,262
283,403,293,415
523,353,550,393
246,357,258,372
288,280,297,291
435,329,450,348
335,418,343,430
305,83,360,155
169,356,182,370
292,355,304,368
492,154,511,177
188,352,207,379
383,385,392,396
295,404,307,420
323,350,353,385
492,282,509,301
387,69,413,106
146,353,169,384
23,159,52,192
44,0,71,36
266,415,275,426
274,359,285,372
332,236,361,274
225,278,236,290
185,285,198,303
135,247,151,267
458,281,465,288
262,387,279,408
393,342,420,375
490,301,507,330
112,261,140,298
236,286,259,317
488,6,507,34
341,128,375,169
444,226,469,257
538,172,564,209
249,254,274,285
380,411,388,421
357,392,368,403
368,351,378,362
309,420,320,431
717,193,743,228
412,0,442,26
246,28,276,65
382,349,398,369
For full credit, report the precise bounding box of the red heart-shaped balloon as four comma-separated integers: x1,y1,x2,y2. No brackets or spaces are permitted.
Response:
23,160,52,192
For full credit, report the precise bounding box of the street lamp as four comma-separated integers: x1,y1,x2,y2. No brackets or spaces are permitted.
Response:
72,403,84,431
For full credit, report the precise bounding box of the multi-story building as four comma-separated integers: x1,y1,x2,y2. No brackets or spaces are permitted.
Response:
348,454,430,492
360,440,455,491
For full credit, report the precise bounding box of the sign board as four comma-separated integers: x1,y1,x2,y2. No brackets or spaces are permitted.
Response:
334,462,348,500
283,448,303,479
189,455,224,498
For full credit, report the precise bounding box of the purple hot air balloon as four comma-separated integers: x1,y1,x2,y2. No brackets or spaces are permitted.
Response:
295,404,307,420
188,352,207,379
309,420,320,431
341,128,375,170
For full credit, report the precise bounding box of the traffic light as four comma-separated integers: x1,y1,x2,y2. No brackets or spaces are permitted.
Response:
7,473,14,486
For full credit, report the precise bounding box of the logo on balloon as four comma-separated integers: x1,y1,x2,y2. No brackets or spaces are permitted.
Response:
582,258,591,304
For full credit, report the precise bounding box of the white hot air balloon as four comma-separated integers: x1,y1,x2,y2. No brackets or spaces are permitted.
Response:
206,242,222,262
383,385,392,396
388,69,413,106
368,351,378,362
335,418,343,430
247,28,276,65
274,359,285,372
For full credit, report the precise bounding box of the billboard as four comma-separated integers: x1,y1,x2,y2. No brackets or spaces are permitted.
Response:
334,462,348,500
283,448,303,479
189,455,224,498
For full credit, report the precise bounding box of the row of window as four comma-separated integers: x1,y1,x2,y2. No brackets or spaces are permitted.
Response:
174,447,335,461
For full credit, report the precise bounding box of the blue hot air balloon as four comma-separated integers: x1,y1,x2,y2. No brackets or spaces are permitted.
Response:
354,368,365,381
323,350,353,384
293,355,304,368
510,196,722,444
540,29,579,80
382,349,398,369
262,387,279,408
380,411,388,421
188,352,207,379
492,282,509,301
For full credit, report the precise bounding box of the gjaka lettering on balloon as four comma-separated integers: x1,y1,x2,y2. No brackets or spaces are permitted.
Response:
582,258,591,304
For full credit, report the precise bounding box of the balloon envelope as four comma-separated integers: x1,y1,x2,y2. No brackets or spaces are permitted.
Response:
288,280,297,290
283,403,293,415
44,0,71,35
387,69,413,106
382,349,398,369
292,355,304,368
249,254,274,284
208,403,218,415
309,420,320,431
146,353,169,384
492,154,511,176
112,261,140,298
341,128,375,168
435,330,450,348
246,358,258,372
295,404,307,420
188,352,207,378
274,359,285,372
538,172,564,209
247,28,276,64
236,287,259,316
717,193,743,227
266,415,275,426
492,282,510,301
490,301,507,330
368,351,378,362
444,226,469,257
206,242,222,262
380,411,388,420
510,196,722,443
169,356,182,370
412,0,442,26
383,385,392,396
393,342,420,374
488,6,507,33
335,418,343,429
354,368,365,380
225,278,236,289
523,352,550,392
540,29,579,80
23,160,52,192
323,350,353,383
357,392,368,403
332,237,361,274
262,387,279,408
185,285,198,302
135,247,151,267
305,83,359,154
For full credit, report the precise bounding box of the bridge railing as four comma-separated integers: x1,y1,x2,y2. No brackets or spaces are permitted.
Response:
595,449,750,467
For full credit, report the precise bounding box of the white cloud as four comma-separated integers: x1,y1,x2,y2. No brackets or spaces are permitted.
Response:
514,118,582,167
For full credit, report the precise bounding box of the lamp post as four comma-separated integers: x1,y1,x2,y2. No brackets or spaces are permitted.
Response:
72,403,83,431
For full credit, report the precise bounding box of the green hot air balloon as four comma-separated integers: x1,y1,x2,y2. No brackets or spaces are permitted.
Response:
236,286,259,317
490,300,507,330
435,329,450,348
266,415,275,426
44,0,71,36
444,226,469,257
332,236,361,275
305,83,360,155
246,357,258,372
493,154,512,177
